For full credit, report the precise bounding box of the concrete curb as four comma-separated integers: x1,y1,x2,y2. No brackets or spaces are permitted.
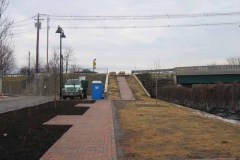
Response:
132,73,151,97
104,73,109,99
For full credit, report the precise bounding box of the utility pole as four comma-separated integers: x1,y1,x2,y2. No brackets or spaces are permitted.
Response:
34,13,43,73
34,13,43,96
46,16,50,72
28,51,31,78
155,62,157,107
35,13,40,73
155,60,160,107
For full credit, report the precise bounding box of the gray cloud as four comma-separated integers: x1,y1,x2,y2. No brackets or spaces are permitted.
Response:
7,0,240,71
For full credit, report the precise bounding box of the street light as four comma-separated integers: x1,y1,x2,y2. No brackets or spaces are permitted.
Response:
56,25,66,99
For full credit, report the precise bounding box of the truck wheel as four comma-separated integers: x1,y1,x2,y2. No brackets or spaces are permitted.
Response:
63,96,67,100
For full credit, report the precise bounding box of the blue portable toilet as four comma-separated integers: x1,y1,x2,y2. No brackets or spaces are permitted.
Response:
92,81,103,100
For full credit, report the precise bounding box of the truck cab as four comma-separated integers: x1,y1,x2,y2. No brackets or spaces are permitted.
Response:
62,79,83,99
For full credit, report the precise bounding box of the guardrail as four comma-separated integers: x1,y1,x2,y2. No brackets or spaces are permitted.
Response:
104,73,109,99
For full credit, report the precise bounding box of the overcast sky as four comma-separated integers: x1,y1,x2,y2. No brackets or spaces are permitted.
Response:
5,0,240,72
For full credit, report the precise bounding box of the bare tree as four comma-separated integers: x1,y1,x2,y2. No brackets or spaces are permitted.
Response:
1,44,14,74
0,0,14,75
226,57,240,65
19,66,34,75
69,63,82,73
49,48,60,105
63,47,73,74
30,54,44,73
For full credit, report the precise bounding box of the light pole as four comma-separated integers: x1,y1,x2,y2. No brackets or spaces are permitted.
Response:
56,26,66,99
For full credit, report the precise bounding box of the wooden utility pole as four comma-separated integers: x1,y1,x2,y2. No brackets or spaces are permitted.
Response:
46,16,50,72
35,13,40,73
35,13,43,73
28,51,31,77
155,62,158,107
34,14,43,96
155,60,160,107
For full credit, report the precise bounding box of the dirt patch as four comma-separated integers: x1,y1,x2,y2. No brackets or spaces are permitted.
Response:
0,101,89,160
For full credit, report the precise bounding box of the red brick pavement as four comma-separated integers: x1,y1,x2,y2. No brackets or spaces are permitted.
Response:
41,100,117,160
192,159,237,160
117,77,135,100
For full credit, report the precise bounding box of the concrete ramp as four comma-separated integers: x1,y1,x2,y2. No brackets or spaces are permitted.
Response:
117,77,135,100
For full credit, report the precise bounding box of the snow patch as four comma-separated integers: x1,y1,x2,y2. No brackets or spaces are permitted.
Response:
176,105,240,126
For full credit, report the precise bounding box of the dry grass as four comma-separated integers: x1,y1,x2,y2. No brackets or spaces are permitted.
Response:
114,75,240,159
107,75,121,100
126,75,151,101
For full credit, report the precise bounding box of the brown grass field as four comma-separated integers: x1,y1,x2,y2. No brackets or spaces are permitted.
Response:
109,75,240,159
107,75,121,100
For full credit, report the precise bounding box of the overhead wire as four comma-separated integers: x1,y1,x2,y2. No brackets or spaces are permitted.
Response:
47,11,240,19
13,22,35,28
7,31,35,37
10,27,47,38
49,21,240,29
13,15,36,24
45,11,240,30
12,28,36,33
10,15,46,37
7,11,240,37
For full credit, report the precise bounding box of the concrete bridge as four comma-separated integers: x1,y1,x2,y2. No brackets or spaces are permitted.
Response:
132,65,240,85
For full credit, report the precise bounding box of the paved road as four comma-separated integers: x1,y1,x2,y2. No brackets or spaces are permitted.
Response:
0,96,53,113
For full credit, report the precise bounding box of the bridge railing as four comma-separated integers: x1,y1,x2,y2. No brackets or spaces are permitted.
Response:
175,65,240,75
132,69,173,74
132,65,240,76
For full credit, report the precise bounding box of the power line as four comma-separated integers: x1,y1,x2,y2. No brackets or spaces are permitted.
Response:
13,16,36,24
12,27,46,33
7,30,36,37
12,31,35,35
10,11,240,32
13,22,35,28
47,11,240,19
49,21,240,29
12,28,36,33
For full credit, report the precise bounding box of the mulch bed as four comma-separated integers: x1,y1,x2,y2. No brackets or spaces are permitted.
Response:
0,100,91,160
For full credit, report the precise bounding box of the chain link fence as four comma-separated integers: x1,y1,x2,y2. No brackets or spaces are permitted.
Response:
2,70,107,96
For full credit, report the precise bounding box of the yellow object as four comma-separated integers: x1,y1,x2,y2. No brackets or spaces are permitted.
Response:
93,59,96,68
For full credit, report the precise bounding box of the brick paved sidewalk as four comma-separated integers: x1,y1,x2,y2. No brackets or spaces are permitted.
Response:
41,100,117,160
117,77,135,100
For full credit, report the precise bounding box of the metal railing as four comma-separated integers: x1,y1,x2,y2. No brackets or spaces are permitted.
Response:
132,65,240,76
175,65,240,75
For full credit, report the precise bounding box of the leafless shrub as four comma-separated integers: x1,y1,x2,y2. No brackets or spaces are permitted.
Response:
0,0,15,74
226,57,240,65
157,83,240,111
